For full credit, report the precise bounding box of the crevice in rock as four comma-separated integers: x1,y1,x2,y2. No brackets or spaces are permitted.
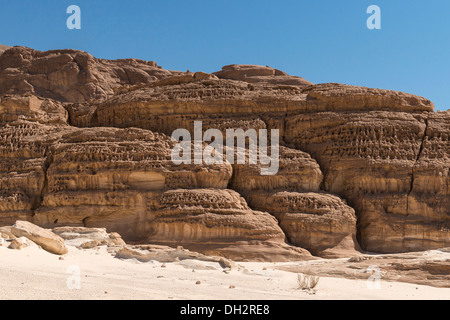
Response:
414,116,429,173
237,189,304,252
403,114,430,249
226,161,236,190
314,157,328,193
64,104,73,127
270,213,299,249
280,142,362,250
73,56,85,73
82,217,89,228
123,68,133,85
41,152,51,203
282,113,288,145
30,147,52,220
407,115,430,207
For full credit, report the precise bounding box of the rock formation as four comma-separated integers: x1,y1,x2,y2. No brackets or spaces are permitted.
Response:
52,226,126,249
247,191,360,258
11,220,68,255
0,46,179,103
0,45,448,260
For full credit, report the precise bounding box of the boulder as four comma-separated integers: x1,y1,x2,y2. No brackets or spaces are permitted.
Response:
11,220,68,255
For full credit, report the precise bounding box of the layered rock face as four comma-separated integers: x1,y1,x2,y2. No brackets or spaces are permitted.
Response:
284,106,449,252
227,145,361,257
145,188,310,261
0,45,448,260
0,120,66,225
247,191,359,258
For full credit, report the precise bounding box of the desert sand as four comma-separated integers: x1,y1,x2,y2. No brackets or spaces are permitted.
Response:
1,244,448,300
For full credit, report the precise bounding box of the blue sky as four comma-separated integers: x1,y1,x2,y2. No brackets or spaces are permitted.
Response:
1,0,449,110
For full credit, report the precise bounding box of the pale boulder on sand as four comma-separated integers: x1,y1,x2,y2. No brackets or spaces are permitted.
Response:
11,221,68,255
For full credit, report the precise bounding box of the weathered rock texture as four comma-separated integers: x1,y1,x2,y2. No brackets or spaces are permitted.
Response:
0,46,448,260
0,46,179,103
284,109,449,253
247,191,360,258
213,64,313,88
53,226,126,248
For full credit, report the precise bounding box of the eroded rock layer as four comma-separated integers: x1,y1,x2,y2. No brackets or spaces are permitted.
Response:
284,110,449,252
0,45,448,259
247,191,360,258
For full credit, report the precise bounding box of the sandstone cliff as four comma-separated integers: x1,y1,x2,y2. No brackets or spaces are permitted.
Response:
0,46,448,260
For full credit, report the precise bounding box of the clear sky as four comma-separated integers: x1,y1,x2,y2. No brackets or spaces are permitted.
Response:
1,0,449,110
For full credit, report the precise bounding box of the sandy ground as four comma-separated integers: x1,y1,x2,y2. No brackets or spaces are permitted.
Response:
0,245,449,300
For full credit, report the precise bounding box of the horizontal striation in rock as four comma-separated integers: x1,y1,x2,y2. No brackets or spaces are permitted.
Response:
143,188,311,261
0,121,67,224
213,64,313,88
246,191,360,258
45,126,232,193
229,146,323,192
302,83,434,113
284,110,449,252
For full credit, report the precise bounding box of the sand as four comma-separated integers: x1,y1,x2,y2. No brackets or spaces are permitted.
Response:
0,245,449,300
